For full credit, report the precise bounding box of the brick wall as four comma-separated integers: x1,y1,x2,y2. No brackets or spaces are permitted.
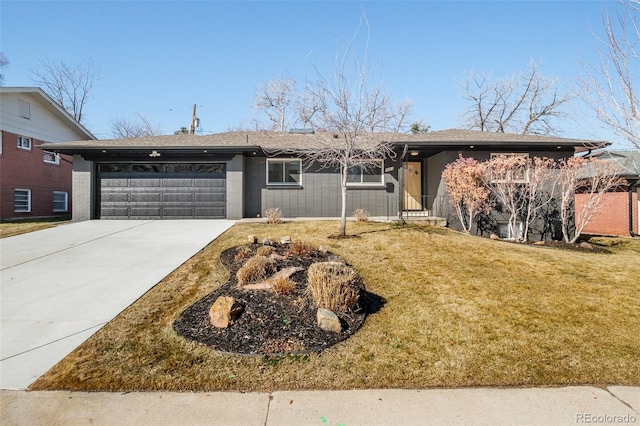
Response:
575,187,638,236
0,131,73,220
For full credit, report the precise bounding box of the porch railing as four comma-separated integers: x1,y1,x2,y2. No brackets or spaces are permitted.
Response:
386,194,448,220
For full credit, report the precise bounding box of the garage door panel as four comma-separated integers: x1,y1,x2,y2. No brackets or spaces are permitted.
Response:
99,164,226,219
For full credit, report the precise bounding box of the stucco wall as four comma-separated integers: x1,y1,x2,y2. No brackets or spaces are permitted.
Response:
72,155,94,222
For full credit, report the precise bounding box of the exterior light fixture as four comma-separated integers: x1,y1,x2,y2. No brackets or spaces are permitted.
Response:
470,145,475,149
149,150,161,157
410,150,419,156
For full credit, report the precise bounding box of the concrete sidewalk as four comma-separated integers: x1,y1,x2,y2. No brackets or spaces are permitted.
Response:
1,386,638,425
0,220,234,389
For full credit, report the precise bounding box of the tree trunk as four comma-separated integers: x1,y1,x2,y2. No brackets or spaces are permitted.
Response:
340,168,348,236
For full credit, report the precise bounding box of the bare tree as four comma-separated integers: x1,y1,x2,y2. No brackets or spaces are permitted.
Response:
270,16,412,236
460,60,573,135
26,58,100,124
442,155,490,233
520,157,558,242
578,0,640,150
254,77,298,131
557,157,627,243
0,52,8,85
109,113,159,139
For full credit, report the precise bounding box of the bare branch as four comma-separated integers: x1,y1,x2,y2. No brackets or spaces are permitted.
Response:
109,113,159,139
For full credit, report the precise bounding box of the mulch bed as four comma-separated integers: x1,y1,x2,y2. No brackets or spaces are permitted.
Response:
173,242,369,356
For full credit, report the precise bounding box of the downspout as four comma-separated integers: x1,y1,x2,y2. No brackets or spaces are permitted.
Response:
398,144,409,224
629,183,636,237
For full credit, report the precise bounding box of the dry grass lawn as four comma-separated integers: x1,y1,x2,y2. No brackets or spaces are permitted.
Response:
0,219,70,238
30,221,640,392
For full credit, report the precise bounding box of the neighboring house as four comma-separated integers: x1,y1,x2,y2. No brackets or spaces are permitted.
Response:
41,129,606,240
575,150,640,237
0,87,95,220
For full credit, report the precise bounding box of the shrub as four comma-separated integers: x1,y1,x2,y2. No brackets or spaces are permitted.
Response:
234,247,253,262
307,262,361,313
265,208,283,224
256,245,275,257
352,208,370,222
236,255,277,286
271,275,297,295
287,241,318,258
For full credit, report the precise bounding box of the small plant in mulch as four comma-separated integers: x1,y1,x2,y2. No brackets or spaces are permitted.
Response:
173,242,371,356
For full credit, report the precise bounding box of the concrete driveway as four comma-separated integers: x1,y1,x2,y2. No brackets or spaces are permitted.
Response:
0,220,234,389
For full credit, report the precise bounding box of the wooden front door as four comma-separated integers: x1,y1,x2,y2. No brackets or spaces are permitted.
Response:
403,161,422,210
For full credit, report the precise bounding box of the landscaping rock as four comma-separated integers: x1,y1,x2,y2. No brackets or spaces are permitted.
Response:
327,255,346,264
209,296,243,328
280,236,291,244
489,233,500,240
580,242,594,250
317,308,342,333
262,238,273,246
533,241,546,246
248,235,258,244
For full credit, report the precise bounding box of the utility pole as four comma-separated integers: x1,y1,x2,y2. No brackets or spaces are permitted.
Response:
189,104,197,134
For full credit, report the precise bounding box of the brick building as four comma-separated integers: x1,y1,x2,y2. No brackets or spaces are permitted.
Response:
0,87,95,220
575,151,640,237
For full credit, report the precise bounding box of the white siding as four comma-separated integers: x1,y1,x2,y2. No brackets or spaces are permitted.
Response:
0,92,89,143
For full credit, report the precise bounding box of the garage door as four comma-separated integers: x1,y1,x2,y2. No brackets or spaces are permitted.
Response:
98,163,226,219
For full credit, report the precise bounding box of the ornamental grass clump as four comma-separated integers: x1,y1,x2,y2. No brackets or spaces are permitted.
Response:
265,208,283,224
236,255,277,286
234,247,253,263
352,208,370,222
256,245,275,257
271,275,297,296
287,241,318,258
307,262,361,313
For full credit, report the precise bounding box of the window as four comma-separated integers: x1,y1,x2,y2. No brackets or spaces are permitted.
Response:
17,136,31,150
98,164,128,173
498,221,523,240
196,164,225,174
19,99,31,119
14,189,31,212
267,159,301,185
490,153,529,183
53,191,68,212
131,164,161,173
43,151,60,165
346,160,384,186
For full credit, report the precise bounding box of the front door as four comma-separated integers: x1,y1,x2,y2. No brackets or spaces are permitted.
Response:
403,161,422,210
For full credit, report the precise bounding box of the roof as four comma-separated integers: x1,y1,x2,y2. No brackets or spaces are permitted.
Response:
588,150,640,178
0,87,96,140
40,128,609,154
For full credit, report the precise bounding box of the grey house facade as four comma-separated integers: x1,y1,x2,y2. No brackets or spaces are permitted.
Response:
42,129,605,238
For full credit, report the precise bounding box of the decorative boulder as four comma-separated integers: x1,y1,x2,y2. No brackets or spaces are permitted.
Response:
580,242,594,250
209,296,243,328
248,235,258,244
489,233,500,240
317,308,342,333
280,236,291,244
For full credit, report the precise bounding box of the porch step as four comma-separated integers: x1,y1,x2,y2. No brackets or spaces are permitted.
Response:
402,216,447,227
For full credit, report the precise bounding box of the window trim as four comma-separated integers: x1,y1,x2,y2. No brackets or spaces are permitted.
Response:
498,221,523,241
43,151,60,165
266,158,302,186
345,159,385,187
53,191,69,212
490,153,529,184
17,136,32,151
14,189,31,213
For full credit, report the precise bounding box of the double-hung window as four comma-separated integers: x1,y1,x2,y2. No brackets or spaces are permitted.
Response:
346,160,384,186
267,159,302,186
53,191,69,212
14,189,31,212
17,136,32,150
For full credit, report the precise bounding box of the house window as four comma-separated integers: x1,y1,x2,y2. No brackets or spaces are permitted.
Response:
490,153,529,183
498,221,523,240
267,159,301,185
14,189,31,212
19,99,31,119
43,151,60,165
346,160,384,186
17,136,32,150
53,191,68,212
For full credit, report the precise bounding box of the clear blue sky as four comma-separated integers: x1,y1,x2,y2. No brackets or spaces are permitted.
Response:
0,0,632,148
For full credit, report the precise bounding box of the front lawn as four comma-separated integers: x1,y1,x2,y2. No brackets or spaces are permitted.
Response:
0,218,70,238
30,221,640,391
